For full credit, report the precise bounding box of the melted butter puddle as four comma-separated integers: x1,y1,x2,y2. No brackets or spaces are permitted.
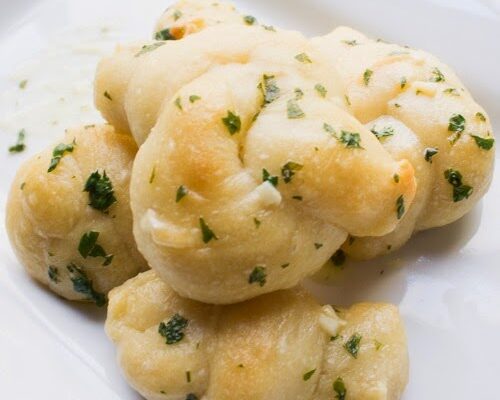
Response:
0,24,130,142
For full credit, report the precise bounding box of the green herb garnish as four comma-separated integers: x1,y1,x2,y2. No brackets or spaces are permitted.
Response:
295,53,312,63
78,231,113,266
303,369,316,381
371,126,394,140
104,91,112,101
158,313,188,345
444,88,459,96
400,77,407,89
333,377,346,400
339,131,363,149
363,69,373,85
222,111,241,135
294,88,304,100
471,135,495,151
176,185,188,202
174,97,183,110
135,42,166,57
262,168,278,187
396,195,405,220
424,147,439,162
287,99,305,119
342,39,358,46
84,170,116,212
249,266,267,287
155,28,176,41
9,129,26,153
19,79,28,89
444,169,473,202
199,218,218,243
48,141,75,172
66,263,106,306
48,266,59,283
448,114,466,144
430,67,445,82
476,112,486,122
281,161,303,183
315,84,327,98
189,95,201,103
243,15,256,25
186,371,191,383
344,333,362,358
314,243,323,250
259,74,280,105
173,10,182,20
254,218,261,229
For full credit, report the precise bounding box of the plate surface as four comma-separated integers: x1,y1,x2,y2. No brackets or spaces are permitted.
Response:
0,0,499,399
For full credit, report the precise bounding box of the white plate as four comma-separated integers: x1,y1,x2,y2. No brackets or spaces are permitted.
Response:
0,0,499,399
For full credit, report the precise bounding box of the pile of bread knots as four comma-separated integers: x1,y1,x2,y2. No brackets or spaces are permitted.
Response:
6,0,495,399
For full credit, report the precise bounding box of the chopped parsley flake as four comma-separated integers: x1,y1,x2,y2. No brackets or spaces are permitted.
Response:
173,10,183,20
249,266,267,287
448,114,466,144
149,167,156,184
186,371,191,383
303,369,316,381
135,42,166,57
262,25,276,32
323,123,336,136
67,263,106,306
84,170,117,212
344,95,351,106
9,129,26,153
333,377,347,400
281,263,290,269
174,97,183,110
396,195,405,220
176,185,188,202
189,95,201,103
292,195,303,201
104,91,112,101
222,111,241,135
371,126,394,140
476,112,486,122
363,69,373,85
262,168,278,187
287,99,305,119
342,39,358,46
444,88,459,96
19,79,28,89
243,15,256,25
259,74,280,105
295,53,312,63
400,77,407,89
393,174,400,183
444,169,473,202
78,231,114,266
48,266,59,283
314,243,323,250
48,141,75,172
254,217,261,228
315,83,327,97
471,135,494,150
281,161,303,183
158,313,188,345
424,147,439,162
155,28,176,41
374,340,384,351
344,333,362,358
331,249,346,267
199,218,218,243
294,88,304,100
339,131,363,149
430,67,445,82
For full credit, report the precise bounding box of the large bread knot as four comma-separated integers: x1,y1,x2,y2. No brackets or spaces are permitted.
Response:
129,60,416,304
312,27,495,259
6,124,147,304
106,270,409,400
